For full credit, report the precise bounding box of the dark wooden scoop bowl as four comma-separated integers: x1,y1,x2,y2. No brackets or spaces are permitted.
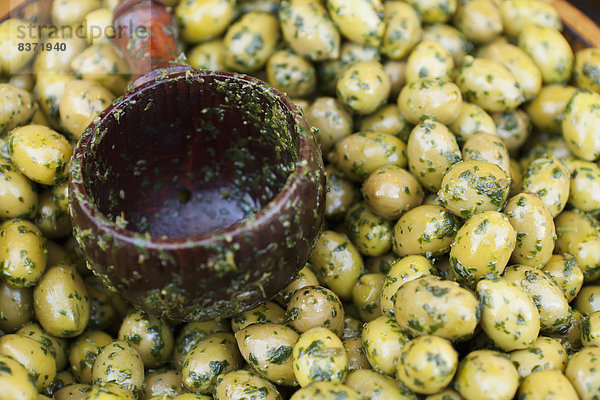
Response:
68,0,325,321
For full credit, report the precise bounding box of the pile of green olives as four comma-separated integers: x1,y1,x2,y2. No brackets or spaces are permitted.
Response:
2,0,600,399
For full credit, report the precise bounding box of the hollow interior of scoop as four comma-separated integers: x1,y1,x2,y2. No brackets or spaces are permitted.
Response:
82,75,298,239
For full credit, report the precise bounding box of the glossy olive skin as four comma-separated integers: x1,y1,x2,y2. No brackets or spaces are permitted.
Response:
565,346,600,399
395,275,480,341
450,211,516,288
118,310,174,368
69,331,113,384
509,336,567,379
91,340,145,395
454,350,519,400
235,322,298,386
362,316,410,376
0,354,38,400
286,285,344,336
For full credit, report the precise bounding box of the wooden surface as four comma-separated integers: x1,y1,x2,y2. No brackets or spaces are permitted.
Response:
0,0,25,18
551,0,600,49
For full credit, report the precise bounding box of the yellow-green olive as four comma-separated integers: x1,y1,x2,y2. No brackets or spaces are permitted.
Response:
342,316,363,340
365,252,398,275
568,160,600,212
266,50,316,98
278,264,320,305
548,309,584,354
500,0,561,38
82,8,114,45
0,282,33,332
357,104,410,140
405,40,454,83
87,383,136,400
59,79,114,140
235,322,298,386
0,219,47,288
518,369,578,400
307,98,353,154
173,320,230,368
526,84,577,135
35,188,72,239
555,210,600,281
0,354,38,400
452,0,502,44
231,301,286,332
213,369,281,400
17,321,67,371
382,1,422,60
504,193,555,268
223,11,279,73
423,23,472,66
289,382,360,400
398,77,462,125
54,383,92,400
477,279,540,351
293,327,348,387
478,39,542,101
309,231,363,300
324,167,359,221
51,0,101,26
0,84,35,135
328,131,407,182
346,369,416,400
519,25,573,84
91,340,144,395
380,255,434,317
84,276,117,331
336,61,391,115
286,285,344,336
8,125,72,185
492,109,531,153
396,335,458,395
118,310,174,368
33,264,90,337
327,0,384,46
181,332,243,394
33,34,87,75
280,0,340,61
439,161,511,218
362,316,410,376
175,0,235,44
522,138,573,172
144,369,185,399
543,254,583,302
395,275,480,340
352,273,384,322
457,56,524,112
503,264,571,334
565,346,600,400
582,310,600,347
0,161,37,219
563,90,600,161
392,205,459,258
509,159,522,196
362,165,424,221
186,39,227,71
509,336,567,378
407,119,461,191
425,389,462,400
0,333,56,390
575,286,600,316
462,132,510,175
384,60,407,102
575,48,600,93
521,157,570,217
449,102,497,146
69,330,113,384
344,337,370,371
70,44,129,95
454,350,519,400
344,202,393,257
0,19,37,75
35,72,76,128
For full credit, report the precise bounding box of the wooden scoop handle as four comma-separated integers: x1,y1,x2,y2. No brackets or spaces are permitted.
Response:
113,0,189,85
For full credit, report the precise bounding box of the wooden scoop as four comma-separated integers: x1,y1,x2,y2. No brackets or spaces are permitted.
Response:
68,0,325,321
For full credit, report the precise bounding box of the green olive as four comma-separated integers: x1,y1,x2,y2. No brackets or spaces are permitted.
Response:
382,1,422,60
0,281,33,332
213,369,281,400
0,354,38,400
517,369,578,400
118,310,174,368
0,219,47,288
565,346,600,399
173,320,230,368
289,382,360,400
362,316,410,376
398,77,462,125
352,273,384,322
452,0,502,44
346,369,417,400
144,369,185,399
91,340,145,395
454,350,519,400
574,48,600,93
336,61,391,115
235,322,298,386
395,275,480,341
231,301,286,332
309,230,363,300
306,98,353,154
525,84,577,134
293,327,348,387
344,202,393,257
542,254,583,302
287,285,344,336
509,336,567,378
518,25,573,84
69,330,113,384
